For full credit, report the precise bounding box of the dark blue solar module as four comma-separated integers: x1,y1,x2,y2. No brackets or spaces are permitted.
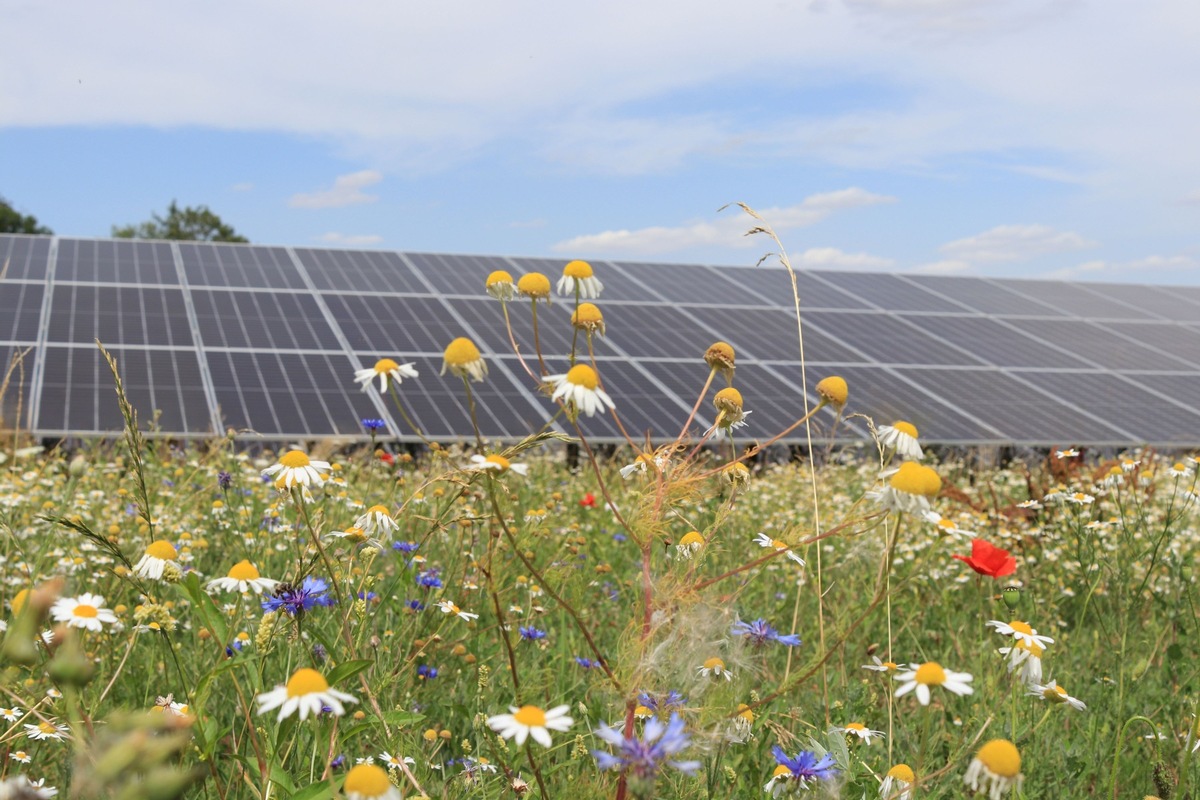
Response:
1003,318,1196,371
0,344,35,430
897,315,1091,369
803,311,987,367
613,261,776,306
814,271,972,313
178,242,305,289
46,285,193,347
191,289,337,350
299,248,430,294
54,238,178,284
718,267,875,310
0,283,44,342
0,235,51,281
900,274,1068,316
998,279,1159,320
1103,323,1200,368
1076,283,1200,321
407,252,504,296
329,295,476,354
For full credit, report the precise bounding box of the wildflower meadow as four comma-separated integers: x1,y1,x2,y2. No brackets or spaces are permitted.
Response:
1,222,1197,799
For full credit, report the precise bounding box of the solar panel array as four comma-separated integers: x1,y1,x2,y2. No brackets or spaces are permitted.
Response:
3,233,1200,446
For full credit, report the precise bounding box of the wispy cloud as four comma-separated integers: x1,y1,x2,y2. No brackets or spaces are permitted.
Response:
1043,254,1199,281
793,247,895,270
316,232,384,246
552,188,895,255
908,258,973,275
230,181,255,192
939,223,1095,263
289,171,382,209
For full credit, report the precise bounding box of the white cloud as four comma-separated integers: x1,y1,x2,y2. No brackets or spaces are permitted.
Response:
289,171,382,209
939,224,1095,263
552,188,895,254
316,232,384,246
1180,190,1200,206
230,181,255,192
1043,254,1199,281
908,258,973,275
793,247,895,270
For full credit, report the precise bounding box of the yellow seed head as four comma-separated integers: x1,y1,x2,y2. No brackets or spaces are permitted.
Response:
975,739,1021,777
517,272,551,298
563,260,594,279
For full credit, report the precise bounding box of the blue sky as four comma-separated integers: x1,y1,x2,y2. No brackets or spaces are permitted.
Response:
3,0,1200,283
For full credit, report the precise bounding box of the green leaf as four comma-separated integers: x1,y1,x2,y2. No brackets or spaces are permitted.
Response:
288,781,333,800
340,710,425,742
180,571,229,644
326,658,374,687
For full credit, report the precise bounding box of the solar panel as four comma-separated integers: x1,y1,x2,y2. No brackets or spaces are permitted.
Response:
697,307,868,363
997,279,1159,320
900,274,1066,316
299,248,430,294
37,345,212,435
0,344,36,430
813,271,971,313
444,297,578,358
0,283,44,342
1002,318,1194,371
1075,283,1200,321
54,238,178,284
898,315,1090,369
1103,323,1200,368
407,252,500,296
613,261,775,306
323,295,467,354
46,285,193,347
191,289,337,350
0,235,51,281
803,311,986,367
716,267,875,310
178,242,304,289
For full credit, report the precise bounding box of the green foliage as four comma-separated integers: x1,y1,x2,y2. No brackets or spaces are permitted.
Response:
112,199,248,242
0,195,52,234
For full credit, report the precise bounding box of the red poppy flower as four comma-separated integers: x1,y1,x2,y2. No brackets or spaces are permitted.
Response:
378,452,395,466
952,538,1016,578
580,492,596,508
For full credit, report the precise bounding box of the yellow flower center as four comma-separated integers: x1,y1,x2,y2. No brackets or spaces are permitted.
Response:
713,387,743,412
423,728,439,741
512,705,547,727
486,269,514,287
634,705,652,717
73,603,99,618
845,722,866,731
279,450,311,468
704,341,736,369
975,739,1021,777
517,272,551,298
772,764,792,778
1015,640,1045,658
565,364,599,389
285,668,330,697
213,500,224,508
1174,462,1187,471
38,722,57,734
816,375,848,406
11,588,30,615
889,462,942,497
736,703,754,721
485,454,511,471
703,657,724,670
887,763,915,782
563,260,594,279
373,358,399,375
892,420,918,438
1008,621,1033,636
343,763,392,796
572,303,603,325
444,337,482,366
680,531,705,547
227,560,260,580
145,540,178,561
914,662,947,685
367,504,390,516
936,518,956,531
882,661,898,671
1045,684,1068,702
342,527,368,543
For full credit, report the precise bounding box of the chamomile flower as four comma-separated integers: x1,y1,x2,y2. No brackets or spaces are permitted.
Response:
571,302,605,336
9,750,30,763
262,450,331,489
1168,461,1193,478
518,272,552,301
1,706,21,722
704,341,736,380
675,531,705,560
893,661,973,705
964,739,1023,799
1055,448,1079,459
708,387,750,432
256,668,357,721
863,656,900,673
997,640,1044,684
556,260,603,299
342,764,401,800
49,593,117,632
132,540,181,581
441,337,488,382
986,620,1054,651
815,375,848,408
836,722,885,745
922,510,973,538
25,720,69,741
0,777,56,798
878,421,923,460
206,561,278,594
354,358,418,393
485,270,516,301
620,451,666,479
436,600,479,622
379,752,416,771
753,533,805,566
326,526,383,550
879,763,915,800
1027,680,1086,711
545,365,615,417
355,505,399,537
469,454,529,476
723,461,751,487
698,657,733,681
486,704,573,747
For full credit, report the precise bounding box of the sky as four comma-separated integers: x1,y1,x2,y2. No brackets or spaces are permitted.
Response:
3,0,1200,284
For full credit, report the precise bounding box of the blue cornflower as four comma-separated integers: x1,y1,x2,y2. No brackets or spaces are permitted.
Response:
358,590,378,602
362,418,386,432
417,665,438,680
406,599,426,612
261,576,336,616
575,656,601,669
519,625,547,641
393,541,420,554
612,532,628,543
731,618,802,648
637,691,686,713
217,470,233,490
416,570,443,590
592,713,700,779
765,746,839,792
312,643,328,664
329,754,346,770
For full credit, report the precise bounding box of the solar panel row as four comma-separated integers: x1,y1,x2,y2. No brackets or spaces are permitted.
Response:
3,233,1200,445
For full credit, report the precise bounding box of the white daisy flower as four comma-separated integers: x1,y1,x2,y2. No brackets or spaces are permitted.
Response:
986,619,1054,651
9,750,31,763
836,722,885,744
862,656,900,673
255,668,357,721
25,720,69,741
545,365,615,417
875,462,942,515
878,421,923,460
355,358,418,393
879,763,915,800
922,511,973,538
206,560,279,594
1027,680,1086,711
675,531,705,560
342,764,401,800
436,600,479,622
893,661,973,705
698,657,733,681
1054,448,1079,459
132,540,180,581
1,706,21,722
998,641,1044,685
620,451,668,479
378,751,416,770
49,593,117,632
486,270,516,301
442,337,488,383
752,533,805,566
964,739,1023,799
707,387,750,433
469,454,529,476
355,505,400,537
486,704,573,747
556,260,603,299
262,450,331,489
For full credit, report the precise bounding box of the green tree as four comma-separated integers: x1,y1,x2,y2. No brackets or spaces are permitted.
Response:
112,200,249,242
0,196,53,234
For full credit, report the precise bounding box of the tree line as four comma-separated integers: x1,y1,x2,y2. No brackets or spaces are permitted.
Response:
0,196,248,242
